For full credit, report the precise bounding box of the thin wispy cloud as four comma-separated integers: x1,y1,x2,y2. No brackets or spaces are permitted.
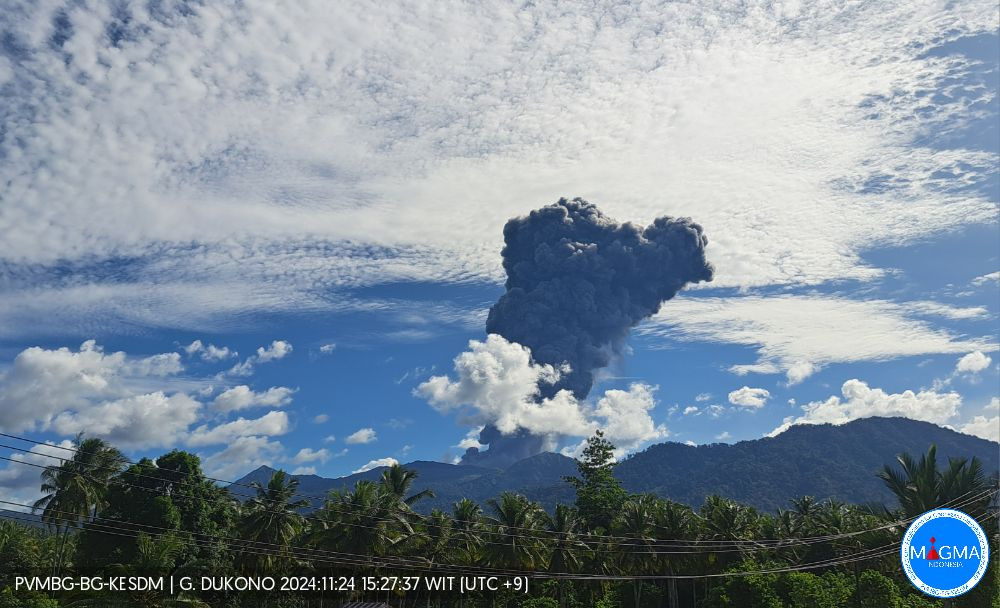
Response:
640,295,996,382
0,0,995,332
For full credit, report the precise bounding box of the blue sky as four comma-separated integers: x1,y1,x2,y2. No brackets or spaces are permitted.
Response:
0,1,997,506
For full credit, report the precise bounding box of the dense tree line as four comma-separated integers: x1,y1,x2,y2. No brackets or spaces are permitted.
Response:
0,431,997,607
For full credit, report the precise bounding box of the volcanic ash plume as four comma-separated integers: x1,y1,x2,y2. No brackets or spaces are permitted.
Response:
460,197,714,466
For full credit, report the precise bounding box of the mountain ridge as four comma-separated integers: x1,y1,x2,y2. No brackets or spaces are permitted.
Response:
231,417,999,513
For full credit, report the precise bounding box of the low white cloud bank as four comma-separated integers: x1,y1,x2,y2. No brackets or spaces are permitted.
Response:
0,341,197,447
353,457,398,474
960,415,999,442
957,398,999,442
769,379,962,437
417,335,667,454
0,340,302,478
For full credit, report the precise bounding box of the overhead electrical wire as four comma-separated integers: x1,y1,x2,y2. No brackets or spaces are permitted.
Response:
5,449,991,559
4,496,970,581
3,430,993,550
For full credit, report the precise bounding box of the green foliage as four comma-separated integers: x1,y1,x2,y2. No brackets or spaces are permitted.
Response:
238,470,308,574
519,598,559,608
32,435,128,532
565,430,628,531
614,418,999,511
900,594,942,608
310,478,414,557
76,451,236,574
0,521,44,577
856,570,902,608
484,492,546,569
710,570,783,608
779,571,852,608
0,588,59,608
5,437,994,608
878,444,992,518
30,435,127,576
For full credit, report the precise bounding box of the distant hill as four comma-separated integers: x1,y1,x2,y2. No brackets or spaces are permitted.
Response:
0,509,47,530
615,417,999,511
231,417,999,513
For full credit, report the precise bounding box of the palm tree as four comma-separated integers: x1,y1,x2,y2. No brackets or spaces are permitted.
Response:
790,495,820,535
380,463,435,509
421,509,454,567
32,435,127,573
878,444,992,518
238,470,308,573
653,499,698,608
614,496,657,607
109,532,184,606
699,495,760,544
544,504,588,607
484,492,544,570
451,498,484,564
311,480,413,558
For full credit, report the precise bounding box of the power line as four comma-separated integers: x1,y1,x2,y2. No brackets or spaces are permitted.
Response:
5,435,995,554
9,448,990,558
0,431,893,545
5,499,967,581
5,431,992,550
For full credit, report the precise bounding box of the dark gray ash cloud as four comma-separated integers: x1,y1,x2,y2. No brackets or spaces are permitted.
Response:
462,197,714,467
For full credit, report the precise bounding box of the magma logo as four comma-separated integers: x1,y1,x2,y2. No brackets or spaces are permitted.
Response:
901,509,989,598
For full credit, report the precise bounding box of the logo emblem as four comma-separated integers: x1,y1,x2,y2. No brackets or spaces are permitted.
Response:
901,509,989,598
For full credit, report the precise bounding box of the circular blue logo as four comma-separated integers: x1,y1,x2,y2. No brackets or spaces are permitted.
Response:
901,508,990,598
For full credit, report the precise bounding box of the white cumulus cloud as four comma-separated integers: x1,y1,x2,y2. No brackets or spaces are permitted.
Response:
955,351,992,375
959,416,999,442
0,441,75,510
292,448,331,464
0,341,203,448
212,385,295,412
768,379,962,436
186,411,290,447
353,457,398,474
345,428,377,445
50,392,200,450
202,436,285,480
257,340,293,363
418,335,667,453
183,340,236,361
592,384,668,451
728,387,771,408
